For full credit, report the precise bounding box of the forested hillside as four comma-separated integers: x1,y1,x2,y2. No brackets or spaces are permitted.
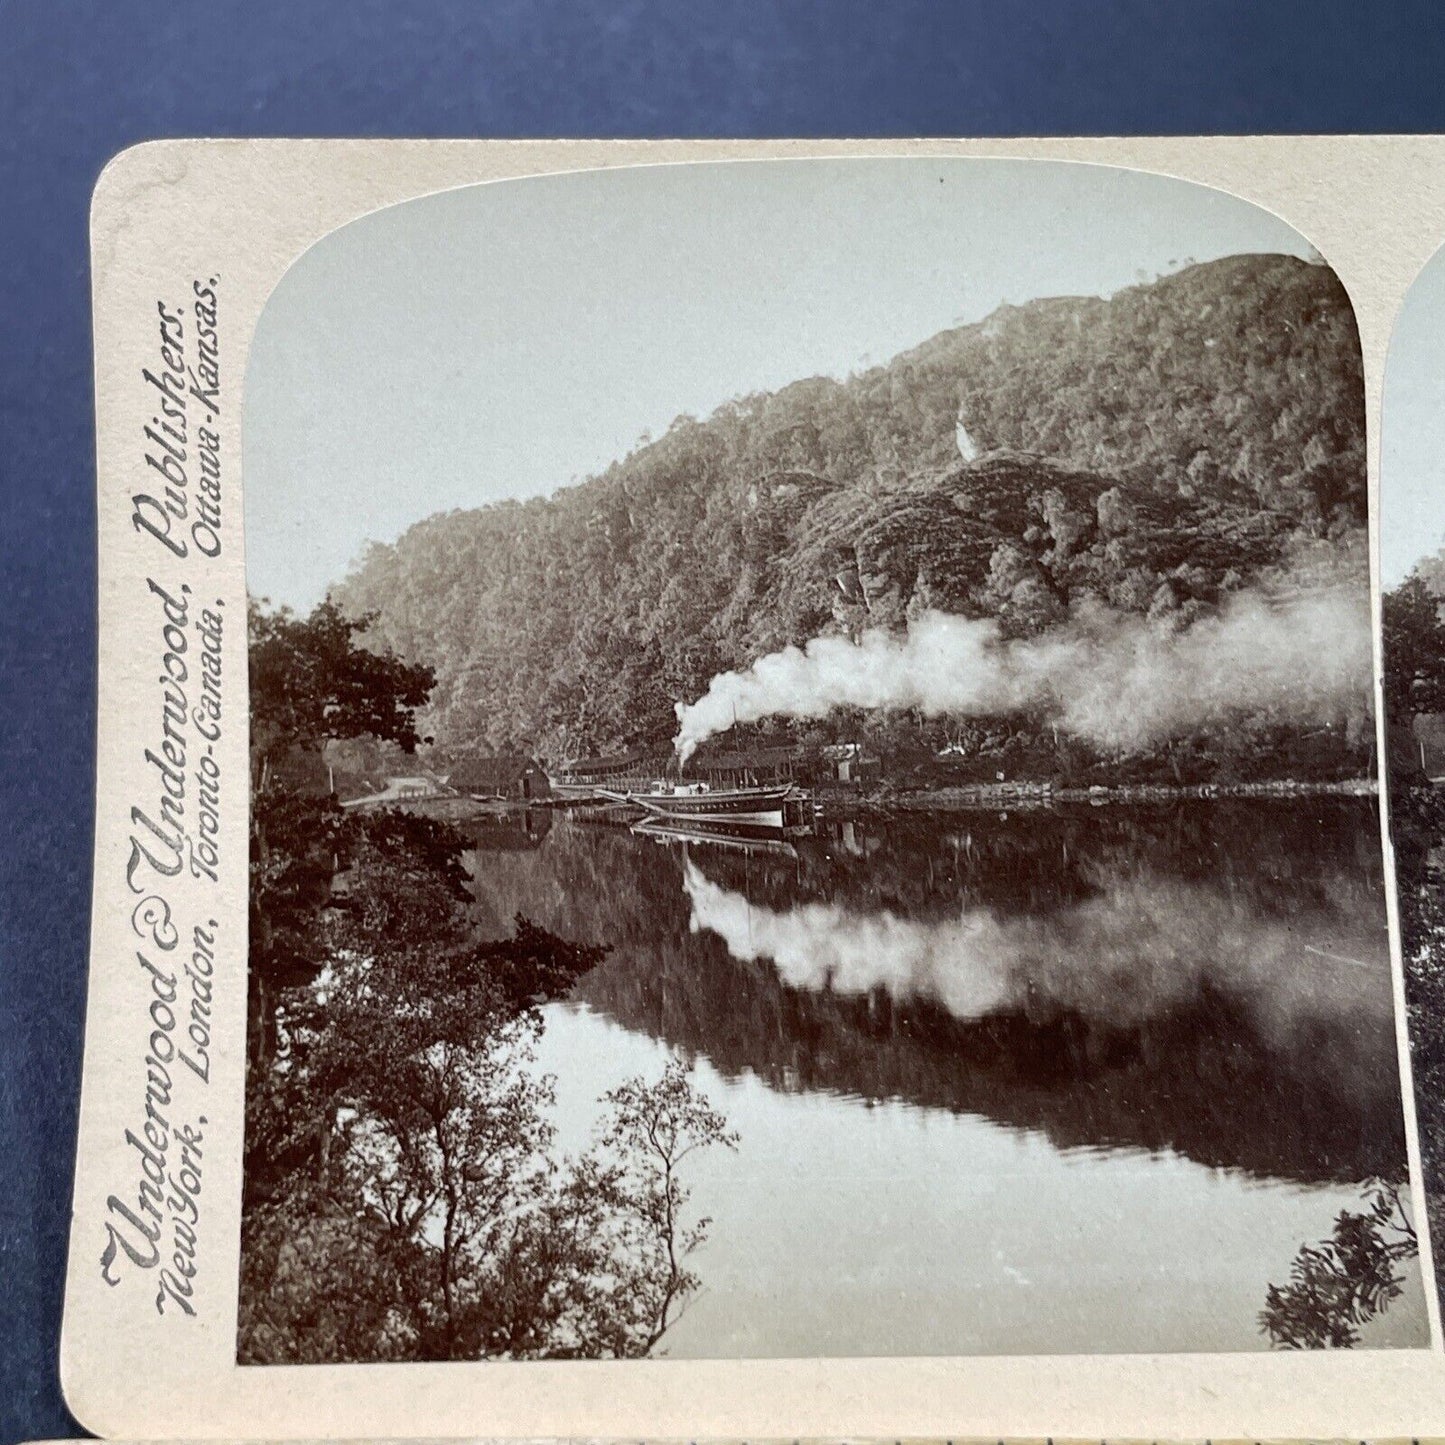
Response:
332,253,1365,764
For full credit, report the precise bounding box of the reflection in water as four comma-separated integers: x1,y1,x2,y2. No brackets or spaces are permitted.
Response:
1261,1180,1420,1349
684,858,1392,1043
467,799,1427,1354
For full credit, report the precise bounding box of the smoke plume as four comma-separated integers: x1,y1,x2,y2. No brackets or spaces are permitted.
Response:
674,586,1371,762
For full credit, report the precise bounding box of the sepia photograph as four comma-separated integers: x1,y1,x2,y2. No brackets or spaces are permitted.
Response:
237,157,1427,1365
1383,235,1445,1303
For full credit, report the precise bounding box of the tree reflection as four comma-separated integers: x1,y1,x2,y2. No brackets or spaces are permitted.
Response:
1260,1181,1419,1348
471,809,1407,1186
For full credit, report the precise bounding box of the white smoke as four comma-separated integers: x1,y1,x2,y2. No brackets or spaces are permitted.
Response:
674,587,1371,762
682,860,1391,1045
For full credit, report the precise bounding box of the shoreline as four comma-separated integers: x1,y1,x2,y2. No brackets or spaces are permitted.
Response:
825,777,1378,813
420,777,1381,820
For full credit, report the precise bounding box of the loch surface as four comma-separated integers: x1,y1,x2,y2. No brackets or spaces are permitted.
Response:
462,798,1427,1356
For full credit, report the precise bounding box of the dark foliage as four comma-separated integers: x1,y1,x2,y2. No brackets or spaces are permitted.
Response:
1383,566,1445,1287
249,597,437,770
242,598,736,1364
1260,1182,1418,1348
1384,573,1445,725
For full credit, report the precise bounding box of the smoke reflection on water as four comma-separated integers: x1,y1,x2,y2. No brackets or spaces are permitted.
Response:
475,802,1425,1355
681,857,1392,1054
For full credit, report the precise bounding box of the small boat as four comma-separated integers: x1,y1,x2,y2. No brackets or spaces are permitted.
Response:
596,781,810,828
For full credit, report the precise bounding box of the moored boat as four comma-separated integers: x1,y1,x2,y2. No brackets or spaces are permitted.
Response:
596,781,811,828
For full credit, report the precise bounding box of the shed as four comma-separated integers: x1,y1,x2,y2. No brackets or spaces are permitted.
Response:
821,742,882,785
449,755,552,801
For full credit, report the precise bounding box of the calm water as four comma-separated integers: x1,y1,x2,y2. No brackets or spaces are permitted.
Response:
463,798,1428,1356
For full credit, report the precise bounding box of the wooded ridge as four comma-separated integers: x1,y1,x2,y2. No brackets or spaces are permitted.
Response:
330,253,1366,778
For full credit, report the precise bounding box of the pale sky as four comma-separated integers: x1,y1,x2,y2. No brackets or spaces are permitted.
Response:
1382,241,1445,587
244,158,1319,612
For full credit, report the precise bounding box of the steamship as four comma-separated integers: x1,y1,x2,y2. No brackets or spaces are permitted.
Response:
596,780,811,828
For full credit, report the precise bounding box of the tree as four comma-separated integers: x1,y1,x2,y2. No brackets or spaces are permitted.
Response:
592,1060,740,1353
1260,1181,1418,1349
249,597,437,781
247,597,451,1070
243,592,741,1367
1383,573,1445,726
343,1007,562,1359
240,1032,739,1363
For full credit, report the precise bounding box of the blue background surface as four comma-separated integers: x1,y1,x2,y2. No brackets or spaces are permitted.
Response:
5,2,1445,1438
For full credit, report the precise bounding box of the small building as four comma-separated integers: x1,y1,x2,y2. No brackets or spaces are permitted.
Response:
688,745,803,788
820,742,882,786
389,775,442,799
1388,714,1445,784
449,755,552,802
1413,714,1445,782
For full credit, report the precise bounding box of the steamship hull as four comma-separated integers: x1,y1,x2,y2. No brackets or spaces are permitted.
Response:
597,784,807,828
